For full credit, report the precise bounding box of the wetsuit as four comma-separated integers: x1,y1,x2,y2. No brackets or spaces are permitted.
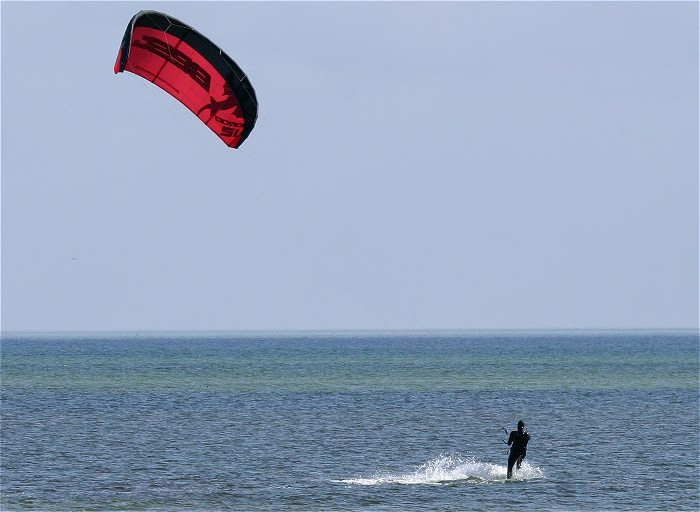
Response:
507,429,530,478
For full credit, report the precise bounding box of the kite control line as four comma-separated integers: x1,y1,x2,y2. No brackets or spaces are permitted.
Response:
500,426,510,452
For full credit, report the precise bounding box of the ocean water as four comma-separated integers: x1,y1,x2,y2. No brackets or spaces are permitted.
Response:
1,330,698,511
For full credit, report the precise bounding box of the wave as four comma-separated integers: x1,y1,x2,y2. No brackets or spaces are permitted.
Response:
335,454,545,486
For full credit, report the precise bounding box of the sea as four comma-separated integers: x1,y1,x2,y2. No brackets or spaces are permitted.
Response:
1,330,698,511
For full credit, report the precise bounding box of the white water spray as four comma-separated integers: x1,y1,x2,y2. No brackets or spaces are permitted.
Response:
335,454,545,486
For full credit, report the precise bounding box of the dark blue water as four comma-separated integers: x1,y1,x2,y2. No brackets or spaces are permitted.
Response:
1,331,698,510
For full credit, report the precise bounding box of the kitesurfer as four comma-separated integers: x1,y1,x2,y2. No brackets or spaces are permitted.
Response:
507,420,530,479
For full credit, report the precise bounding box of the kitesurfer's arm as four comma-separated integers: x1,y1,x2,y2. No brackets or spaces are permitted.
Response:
507,431,515,445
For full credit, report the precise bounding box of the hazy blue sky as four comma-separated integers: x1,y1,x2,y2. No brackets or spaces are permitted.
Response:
2,1,698,332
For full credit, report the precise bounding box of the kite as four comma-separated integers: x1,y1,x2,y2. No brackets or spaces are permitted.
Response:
115,10,258,148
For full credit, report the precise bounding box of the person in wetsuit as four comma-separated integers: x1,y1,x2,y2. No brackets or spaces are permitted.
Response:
507,420,530,479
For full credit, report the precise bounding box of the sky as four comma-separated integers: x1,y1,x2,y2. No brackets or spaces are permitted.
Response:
1,1,698,333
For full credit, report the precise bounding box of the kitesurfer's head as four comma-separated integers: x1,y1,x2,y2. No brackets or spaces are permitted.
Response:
517,420,525,431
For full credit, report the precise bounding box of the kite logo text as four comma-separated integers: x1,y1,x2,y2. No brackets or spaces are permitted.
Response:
134,35,211,92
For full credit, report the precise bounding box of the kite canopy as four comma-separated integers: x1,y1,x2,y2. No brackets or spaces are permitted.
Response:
115,10,258,148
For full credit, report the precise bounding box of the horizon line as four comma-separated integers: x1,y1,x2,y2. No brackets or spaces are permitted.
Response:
1,327,697,338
